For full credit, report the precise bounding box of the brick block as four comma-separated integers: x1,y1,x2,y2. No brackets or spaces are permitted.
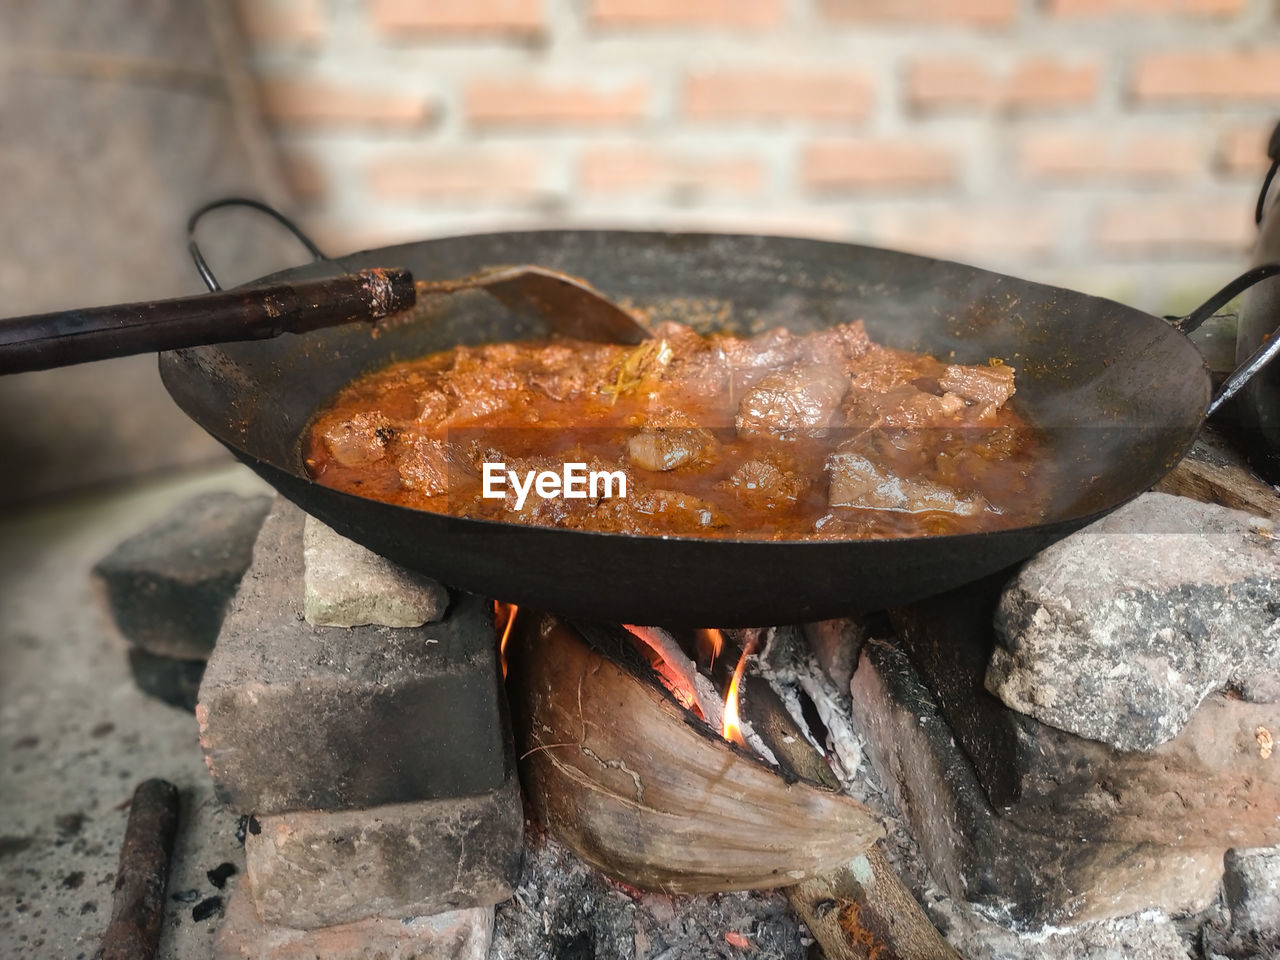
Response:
196,499,506,815
277,152,326,204
801,140,956,191
366,152,545,202
588,0,784,29
235,0,325,46
370,0,544,37
868,207,1059,261
1019,132,1202,181
1096,200,1254,255
215,887,493,960
817,0,1018,27
906,57,1099,113
1217,125,1272,176
464,78,650,128
1047,0,1245,15
578,147,762,195
303,515,448,628
256,77,435,129
94,492,271,661
244,754,522,928
682,70,873,123
1132,50,1280,102
849,640,1223,928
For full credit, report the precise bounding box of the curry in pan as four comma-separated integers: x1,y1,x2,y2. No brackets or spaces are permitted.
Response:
305,320,1051,540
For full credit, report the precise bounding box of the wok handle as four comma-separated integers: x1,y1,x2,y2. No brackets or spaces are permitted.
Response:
1171,262,1280,416
188,196,328,291
0,269,416,375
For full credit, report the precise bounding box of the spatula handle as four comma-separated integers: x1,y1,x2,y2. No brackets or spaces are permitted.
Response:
0,268,415,375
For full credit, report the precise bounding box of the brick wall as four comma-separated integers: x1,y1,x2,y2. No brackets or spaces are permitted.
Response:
237,0,1279,314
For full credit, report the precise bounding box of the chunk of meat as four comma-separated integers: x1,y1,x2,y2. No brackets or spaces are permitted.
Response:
397,435,451,495
717,327,801,373
320,412,393,466
630,489,725,530
736,364,849,439
626,409,715,472
842,385,967,429
826,450,983,515
798,321,872,372
414,390,449,424
727,458,807,505
939,362,1015,408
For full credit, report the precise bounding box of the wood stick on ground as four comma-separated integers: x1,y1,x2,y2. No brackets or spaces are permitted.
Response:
788,847,965,960
98,778,180,960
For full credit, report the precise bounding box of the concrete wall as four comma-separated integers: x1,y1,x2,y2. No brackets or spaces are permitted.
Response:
239,0,1279,314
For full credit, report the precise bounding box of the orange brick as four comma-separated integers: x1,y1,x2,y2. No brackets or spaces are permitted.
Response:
257,78,435,129
869,208,1059,261
367,152,545,202
682,70,873,123
464,78,650,128
370,0,544,37
802,140,957,191
907,57,1099,112
1020,132,1203,181
1006,59,1101,109
588,0,784,29
579,147,763,194
1096,200,1254,254
1216,126,1272,176
1132,50,1280,102
1047,0,1243,15
278,153,327,202
818,0,1018,27
236,0,325,46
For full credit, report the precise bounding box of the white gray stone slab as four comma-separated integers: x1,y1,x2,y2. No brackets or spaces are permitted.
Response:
302,514,449,628
988,493,1280,751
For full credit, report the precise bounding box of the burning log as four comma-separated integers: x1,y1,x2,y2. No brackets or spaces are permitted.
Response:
506,613,883,894
787,848,964,960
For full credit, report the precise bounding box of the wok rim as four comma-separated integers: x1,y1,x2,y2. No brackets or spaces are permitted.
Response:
160,226,1213,552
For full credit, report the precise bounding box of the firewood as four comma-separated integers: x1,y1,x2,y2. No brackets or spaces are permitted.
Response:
1154,429,1280,519
507,613,883,894
787,847,965,960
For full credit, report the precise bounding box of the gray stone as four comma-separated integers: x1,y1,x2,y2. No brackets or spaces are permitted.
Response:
197,499,506,815
801,617,865,690
849,639,1223,930
927,899,1196,960
214,887,492,960
302,515,449,628
244,752,522,929
988,493,1280,751
1224,846,1280,941
891,578,1280,849
93,492,272,660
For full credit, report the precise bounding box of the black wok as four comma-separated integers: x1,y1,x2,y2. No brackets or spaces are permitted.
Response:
159,226,1279,626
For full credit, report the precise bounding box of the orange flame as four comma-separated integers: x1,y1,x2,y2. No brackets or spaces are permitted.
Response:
494,601,518,678
722,632,758,745
623,624,703,718
699,628,724,668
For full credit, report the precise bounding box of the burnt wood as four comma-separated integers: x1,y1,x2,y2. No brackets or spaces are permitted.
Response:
159,230,1219,624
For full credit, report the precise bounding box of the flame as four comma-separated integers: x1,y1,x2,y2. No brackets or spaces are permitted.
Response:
494,601,518,678
699,628,724,668
623,624,703,717
722,632,758,745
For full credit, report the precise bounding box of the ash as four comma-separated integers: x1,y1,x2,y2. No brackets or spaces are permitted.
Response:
489,824,811,960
